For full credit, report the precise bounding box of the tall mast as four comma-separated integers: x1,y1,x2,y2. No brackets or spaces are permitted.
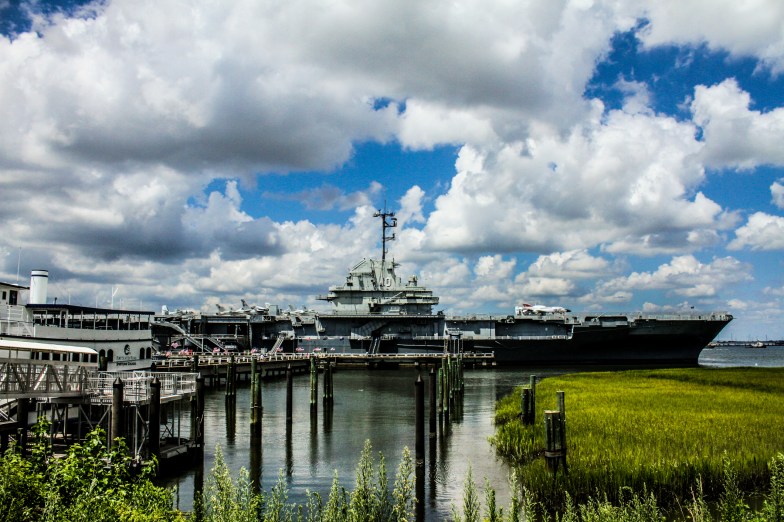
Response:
373,207,397,266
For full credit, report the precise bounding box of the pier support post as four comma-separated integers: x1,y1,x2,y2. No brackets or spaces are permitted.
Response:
16,397,29,456
149,377,161,464
196,374,205,449
429,367,437,436
110,377,123,448
415,373,424,465
286,364,293,424
250,358,261,436
191,354,199,373
323,361,334,404
226,355,236,399
309,357,318,416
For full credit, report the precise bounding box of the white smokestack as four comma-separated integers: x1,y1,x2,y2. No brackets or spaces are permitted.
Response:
29,270,49,304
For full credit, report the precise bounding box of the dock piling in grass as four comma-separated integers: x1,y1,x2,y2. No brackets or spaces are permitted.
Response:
544,409,566,475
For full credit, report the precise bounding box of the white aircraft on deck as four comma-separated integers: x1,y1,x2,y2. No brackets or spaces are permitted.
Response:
516,303,571,316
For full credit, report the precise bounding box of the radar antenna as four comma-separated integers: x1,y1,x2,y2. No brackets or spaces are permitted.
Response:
373,206,397,266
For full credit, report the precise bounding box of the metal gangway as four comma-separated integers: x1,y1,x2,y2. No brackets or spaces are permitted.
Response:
0,339,97,399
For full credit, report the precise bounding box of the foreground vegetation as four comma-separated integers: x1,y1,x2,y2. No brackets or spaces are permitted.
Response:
490,367,784,514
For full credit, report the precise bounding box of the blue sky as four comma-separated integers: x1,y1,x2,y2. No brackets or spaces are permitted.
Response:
2,0,784,341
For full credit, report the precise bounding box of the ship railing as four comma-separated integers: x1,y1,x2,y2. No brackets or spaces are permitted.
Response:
150,352,317,369
587,311,733,322
412,334,573,341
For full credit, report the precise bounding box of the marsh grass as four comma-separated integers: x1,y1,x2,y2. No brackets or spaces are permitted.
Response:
490,368,784,512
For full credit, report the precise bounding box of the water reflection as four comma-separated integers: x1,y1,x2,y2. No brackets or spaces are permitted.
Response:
164,368,534,521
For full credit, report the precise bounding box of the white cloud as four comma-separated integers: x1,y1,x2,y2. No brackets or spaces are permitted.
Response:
594,255,753,299
691,79,784,170
421,107,728,256
772,179,784,209
525,250,613,279
637,0,784,73
729,212,784,250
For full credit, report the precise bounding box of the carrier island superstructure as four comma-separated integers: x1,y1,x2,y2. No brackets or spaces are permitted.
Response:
155,210,732,365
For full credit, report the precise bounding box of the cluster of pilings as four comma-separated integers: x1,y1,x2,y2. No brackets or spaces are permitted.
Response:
435,353,465,425
519,375,568,475
414,354,467,521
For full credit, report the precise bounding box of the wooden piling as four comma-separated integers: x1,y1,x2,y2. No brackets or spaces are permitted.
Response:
286,364,293,423
428,367,437,436
250,358,261,436
226,355,236,398
16,398,28,456
415,373,424,464
149,377,161,463
110,377,123,448
309,357,318,416
323,361,333,404
196,374,205,448
544,410,566,474
521,387,533,425
529,374,536,415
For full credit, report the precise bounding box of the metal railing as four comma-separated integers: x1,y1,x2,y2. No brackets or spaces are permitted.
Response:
86,371,197,403
0,360,94,399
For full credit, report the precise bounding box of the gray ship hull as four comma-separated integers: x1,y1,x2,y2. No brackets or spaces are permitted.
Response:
396,315,731,365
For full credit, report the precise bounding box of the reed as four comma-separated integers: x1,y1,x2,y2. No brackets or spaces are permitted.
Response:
490,367,784,512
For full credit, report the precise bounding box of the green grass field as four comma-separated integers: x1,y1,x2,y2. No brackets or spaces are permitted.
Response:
491,367,784,511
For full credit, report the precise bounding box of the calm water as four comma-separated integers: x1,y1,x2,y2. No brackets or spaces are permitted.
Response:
164,345,784,520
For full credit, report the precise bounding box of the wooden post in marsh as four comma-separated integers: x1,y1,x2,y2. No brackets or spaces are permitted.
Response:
544,391,567,475
529,374,536,417
520,374,537,425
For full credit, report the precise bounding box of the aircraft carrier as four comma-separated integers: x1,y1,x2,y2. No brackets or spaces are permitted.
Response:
155,210,732,366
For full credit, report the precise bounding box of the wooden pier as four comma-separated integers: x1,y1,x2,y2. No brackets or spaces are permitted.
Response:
149,351,495,387
2,344,493,472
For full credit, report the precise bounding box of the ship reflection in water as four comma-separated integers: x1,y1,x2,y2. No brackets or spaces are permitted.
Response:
165,368,531,521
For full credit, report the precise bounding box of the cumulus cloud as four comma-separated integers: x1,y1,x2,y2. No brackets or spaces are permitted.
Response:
691,79,784,170
421,107,729,256
264,182,383,212
636,0,784,73
729,212,784,250
593,255,753,300
772,179,784,209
